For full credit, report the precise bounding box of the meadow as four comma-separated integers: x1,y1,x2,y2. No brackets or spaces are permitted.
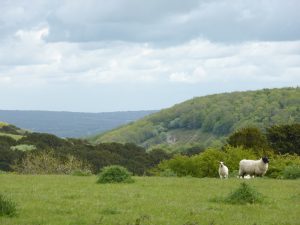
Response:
0,174,299,225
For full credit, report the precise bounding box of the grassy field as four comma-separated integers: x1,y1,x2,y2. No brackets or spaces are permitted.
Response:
0,174,299,225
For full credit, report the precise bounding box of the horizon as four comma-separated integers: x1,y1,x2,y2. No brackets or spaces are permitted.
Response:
0,1,299,112
1,86,297,113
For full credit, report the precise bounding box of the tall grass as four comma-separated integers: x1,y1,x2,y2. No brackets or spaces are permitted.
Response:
0,194,17,217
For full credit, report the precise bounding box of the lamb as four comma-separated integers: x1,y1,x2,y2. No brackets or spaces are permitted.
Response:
218,162,229,179
238,157,269,178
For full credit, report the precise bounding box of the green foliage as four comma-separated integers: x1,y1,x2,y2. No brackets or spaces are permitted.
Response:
97,165,134,183
0,135,17,146
158,145,300,179
282,165,300,179
158,146,257,178
0,145,24,171
0,194,17,217
0,123,22,135
19,132,68,149
158,148,225,177
224,182,264,204
267,153,300,178
266,124,300,155
95,87,300,151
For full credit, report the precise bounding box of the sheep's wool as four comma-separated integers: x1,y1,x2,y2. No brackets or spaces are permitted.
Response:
219,162,229,179
239,158,268,177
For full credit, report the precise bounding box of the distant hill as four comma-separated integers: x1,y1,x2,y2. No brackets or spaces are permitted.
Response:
92,87,300,151
0,110,156,138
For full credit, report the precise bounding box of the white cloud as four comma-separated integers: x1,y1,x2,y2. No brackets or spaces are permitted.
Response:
1,35,299,88
170,66,207,83
0,1,299,111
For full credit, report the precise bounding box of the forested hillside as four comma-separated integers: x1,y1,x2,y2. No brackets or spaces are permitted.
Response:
0,110,156,138
92,87,300,150
0,122,170,174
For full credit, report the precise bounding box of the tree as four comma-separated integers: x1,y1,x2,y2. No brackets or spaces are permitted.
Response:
227,127,268,150
266,124,300,155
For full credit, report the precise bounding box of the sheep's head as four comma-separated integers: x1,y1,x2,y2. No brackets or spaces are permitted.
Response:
262,156,269,164
219,161,224,167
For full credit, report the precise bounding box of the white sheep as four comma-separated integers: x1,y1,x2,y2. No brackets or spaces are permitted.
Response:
219,161,229,179
238,157,269,178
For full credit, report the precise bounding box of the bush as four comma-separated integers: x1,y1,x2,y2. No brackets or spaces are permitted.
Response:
267,153,300,178
97,165,134,184
224,182,264,204
13,151,92,175
282,165,300,179
0,194,17,217
157,146,258,178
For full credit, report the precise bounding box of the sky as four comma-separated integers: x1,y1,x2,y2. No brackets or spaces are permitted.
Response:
0,0,299,112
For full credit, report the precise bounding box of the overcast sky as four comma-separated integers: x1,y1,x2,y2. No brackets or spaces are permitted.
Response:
0,0,299,112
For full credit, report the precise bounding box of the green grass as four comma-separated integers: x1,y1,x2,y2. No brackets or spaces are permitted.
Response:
0,132,23,140
0,174,299,225
0,194,17,217
10,144,36,152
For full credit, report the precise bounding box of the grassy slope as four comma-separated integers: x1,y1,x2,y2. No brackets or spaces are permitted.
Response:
92,87,300,150
0,132,23,140
0,174,299,225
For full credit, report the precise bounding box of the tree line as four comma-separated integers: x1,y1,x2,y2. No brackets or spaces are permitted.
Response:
0,123,299,177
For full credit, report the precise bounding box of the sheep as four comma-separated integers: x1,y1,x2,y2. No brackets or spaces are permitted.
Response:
219,161,229,179
238,156,269,178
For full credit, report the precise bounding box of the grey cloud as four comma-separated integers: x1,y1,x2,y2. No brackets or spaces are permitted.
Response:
44,0,300,44
1,0,298,44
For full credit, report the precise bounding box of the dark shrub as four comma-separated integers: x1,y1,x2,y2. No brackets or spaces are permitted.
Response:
227,127,268,150
225,182,264,204
97,165,134,183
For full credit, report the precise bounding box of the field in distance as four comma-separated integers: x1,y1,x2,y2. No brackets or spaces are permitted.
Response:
0,174,299,225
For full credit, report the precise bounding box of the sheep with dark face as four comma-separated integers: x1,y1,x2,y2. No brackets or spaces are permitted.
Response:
219,162,229,179
239,157,269,178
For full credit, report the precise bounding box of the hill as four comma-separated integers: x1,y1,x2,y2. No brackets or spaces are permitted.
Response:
0,121,27,140
0,122,170,174
92,87,300,151
0,110,156,138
